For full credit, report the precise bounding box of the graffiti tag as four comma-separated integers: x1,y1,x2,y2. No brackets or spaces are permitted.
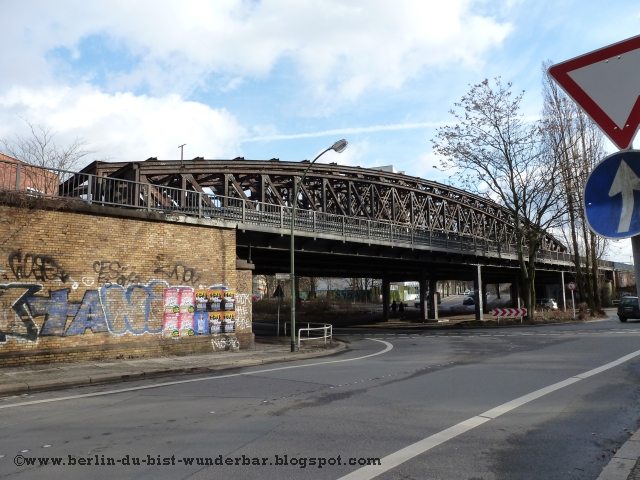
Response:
8,251,70,283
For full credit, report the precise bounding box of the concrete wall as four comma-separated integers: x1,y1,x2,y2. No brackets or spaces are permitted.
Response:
0,203,253,366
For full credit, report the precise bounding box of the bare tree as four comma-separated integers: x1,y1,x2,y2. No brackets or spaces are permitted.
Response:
1,119,90,171
541,66,607,312
432,77,565,319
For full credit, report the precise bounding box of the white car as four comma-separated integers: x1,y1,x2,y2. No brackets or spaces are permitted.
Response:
538,298,558,310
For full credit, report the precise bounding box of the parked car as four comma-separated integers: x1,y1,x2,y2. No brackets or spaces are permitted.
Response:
462,296,474,306
617,296,640,322
538,298,558,310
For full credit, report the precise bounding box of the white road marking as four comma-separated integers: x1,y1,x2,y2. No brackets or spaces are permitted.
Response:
0,339,393,410
337,347,640,480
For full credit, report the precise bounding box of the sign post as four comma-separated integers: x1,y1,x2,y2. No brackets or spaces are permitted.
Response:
567,282,577,320
273,283,285,336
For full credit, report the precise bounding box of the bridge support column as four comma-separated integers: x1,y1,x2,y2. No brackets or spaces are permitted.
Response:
382,278,390,321
428,279,438,320
482,282,489,314
474,265,484,322
419,273,427,322
511,278,522,310
560,271,567,311
295,276,301,308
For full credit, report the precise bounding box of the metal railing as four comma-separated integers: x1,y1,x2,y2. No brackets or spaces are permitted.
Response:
0,160,583,266
297,323,333,349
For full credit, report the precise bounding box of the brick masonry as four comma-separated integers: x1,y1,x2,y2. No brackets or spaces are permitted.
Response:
0,201,254,365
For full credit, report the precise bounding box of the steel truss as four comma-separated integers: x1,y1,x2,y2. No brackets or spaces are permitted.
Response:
78,158,566,253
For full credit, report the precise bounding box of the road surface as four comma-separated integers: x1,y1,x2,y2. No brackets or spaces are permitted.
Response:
2,316,640,479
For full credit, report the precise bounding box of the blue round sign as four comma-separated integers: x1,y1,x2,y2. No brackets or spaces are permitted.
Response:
584,150,640,239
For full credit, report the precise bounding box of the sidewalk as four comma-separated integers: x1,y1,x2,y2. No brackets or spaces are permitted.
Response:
0,337,346,397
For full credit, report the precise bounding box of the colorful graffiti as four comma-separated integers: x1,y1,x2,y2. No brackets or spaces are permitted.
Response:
0,281,245,343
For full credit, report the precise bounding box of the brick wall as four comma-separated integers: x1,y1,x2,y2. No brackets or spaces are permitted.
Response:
0,154,59,194
0,203,254,365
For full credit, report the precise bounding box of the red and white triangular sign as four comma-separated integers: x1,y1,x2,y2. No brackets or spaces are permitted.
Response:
548,35,640,150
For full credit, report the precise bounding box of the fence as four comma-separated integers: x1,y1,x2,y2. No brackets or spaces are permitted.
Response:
297,323,333,349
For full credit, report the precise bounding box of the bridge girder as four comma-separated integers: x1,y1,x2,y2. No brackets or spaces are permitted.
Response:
82,158,566,253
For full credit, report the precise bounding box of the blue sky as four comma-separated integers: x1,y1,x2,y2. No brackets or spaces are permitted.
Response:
1,0,639,260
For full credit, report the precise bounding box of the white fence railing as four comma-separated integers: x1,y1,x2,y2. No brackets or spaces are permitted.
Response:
297,323,333,349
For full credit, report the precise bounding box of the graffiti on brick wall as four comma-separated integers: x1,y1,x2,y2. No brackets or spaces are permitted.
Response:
211,336,240,351
0,283,41,341
93,260,143,287
0,281,167,342
0,281,249,343
235,293,251,330
153,255,200,285
100,281,166,335
7,251,70,283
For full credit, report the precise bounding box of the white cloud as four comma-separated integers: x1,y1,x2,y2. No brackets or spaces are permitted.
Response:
0,86,245,164
0,0,513,170
413,151,460,185
242,121,444,143
1,0,512,102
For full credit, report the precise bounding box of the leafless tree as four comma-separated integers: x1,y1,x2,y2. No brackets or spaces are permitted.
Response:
541,65,607,312
432,77,565,319
1,119,90,171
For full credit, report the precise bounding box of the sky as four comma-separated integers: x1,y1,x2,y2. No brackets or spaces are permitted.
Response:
1,0,639,261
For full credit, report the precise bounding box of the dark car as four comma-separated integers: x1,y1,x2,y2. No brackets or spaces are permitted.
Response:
462,296,474,306
617,296,640,322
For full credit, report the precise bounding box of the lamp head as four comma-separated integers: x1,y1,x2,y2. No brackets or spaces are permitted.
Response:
331,139,348,153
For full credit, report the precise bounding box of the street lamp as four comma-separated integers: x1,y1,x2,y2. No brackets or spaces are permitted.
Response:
290,139,348,352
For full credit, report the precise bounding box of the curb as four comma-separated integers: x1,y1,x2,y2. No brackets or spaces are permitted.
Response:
597,430,640,480
336,316,614,331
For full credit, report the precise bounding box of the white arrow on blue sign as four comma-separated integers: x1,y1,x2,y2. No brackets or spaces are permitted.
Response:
585,150,640,239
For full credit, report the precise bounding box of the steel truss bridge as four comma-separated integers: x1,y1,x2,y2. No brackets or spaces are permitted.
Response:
2,157,593,283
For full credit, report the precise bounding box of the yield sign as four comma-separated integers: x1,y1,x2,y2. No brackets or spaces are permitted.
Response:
548,35,640,150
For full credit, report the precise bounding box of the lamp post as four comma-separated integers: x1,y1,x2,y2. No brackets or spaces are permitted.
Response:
290,139,348,352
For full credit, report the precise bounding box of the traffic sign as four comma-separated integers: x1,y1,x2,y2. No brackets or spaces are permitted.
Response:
273,284,284,298
567,282,576,291
491,308,527,318
584,150,640,238
548,35,640,150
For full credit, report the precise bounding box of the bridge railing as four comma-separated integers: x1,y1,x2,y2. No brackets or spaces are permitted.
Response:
0,159,578,265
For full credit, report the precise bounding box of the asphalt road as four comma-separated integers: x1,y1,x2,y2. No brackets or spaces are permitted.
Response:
2,316,640,479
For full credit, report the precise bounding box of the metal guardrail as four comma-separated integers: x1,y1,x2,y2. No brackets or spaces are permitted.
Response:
0,159,588,266
297,323,333,349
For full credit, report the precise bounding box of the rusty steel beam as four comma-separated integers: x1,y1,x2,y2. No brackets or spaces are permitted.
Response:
79,158,566,253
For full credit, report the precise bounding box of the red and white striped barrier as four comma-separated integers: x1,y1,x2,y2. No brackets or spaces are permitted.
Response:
491,308,527,318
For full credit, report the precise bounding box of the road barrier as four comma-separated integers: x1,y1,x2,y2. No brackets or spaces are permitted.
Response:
297,323,333,350
491,308,527,318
